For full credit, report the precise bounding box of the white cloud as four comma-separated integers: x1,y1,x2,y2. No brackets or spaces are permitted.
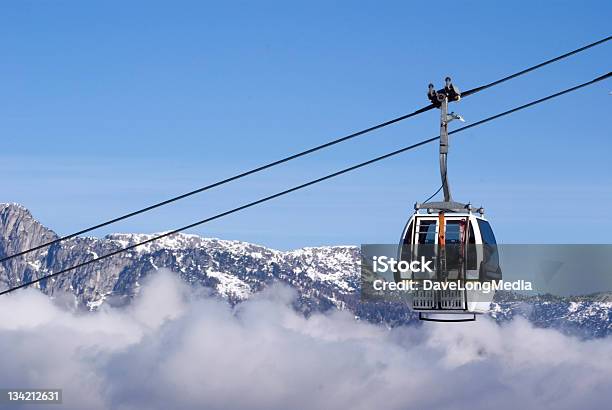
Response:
0,269,611,410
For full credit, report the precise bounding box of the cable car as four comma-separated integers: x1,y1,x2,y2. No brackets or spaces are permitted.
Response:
397,204,501,321
396,78,501,322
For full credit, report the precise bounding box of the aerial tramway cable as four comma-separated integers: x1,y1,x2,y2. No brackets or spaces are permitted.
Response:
1,72,608,296
0,36,609,264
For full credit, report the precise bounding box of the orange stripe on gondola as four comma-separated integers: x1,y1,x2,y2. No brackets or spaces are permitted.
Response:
438,212,445,246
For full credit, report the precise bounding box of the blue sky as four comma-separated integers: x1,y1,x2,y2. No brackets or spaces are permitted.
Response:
1,0,610,249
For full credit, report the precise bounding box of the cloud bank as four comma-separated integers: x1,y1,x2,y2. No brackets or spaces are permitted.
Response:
0,270,611,410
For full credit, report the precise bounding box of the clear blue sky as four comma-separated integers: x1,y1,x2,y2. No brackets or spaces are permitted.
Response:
1,0,610,250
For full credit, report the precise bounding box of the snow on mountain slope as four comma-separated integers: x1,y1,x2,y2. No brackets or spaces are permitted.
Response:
0,203,360,313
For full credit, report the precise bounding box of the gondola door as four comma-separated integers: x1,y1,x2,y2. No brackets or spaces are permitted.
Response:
438,216,468,310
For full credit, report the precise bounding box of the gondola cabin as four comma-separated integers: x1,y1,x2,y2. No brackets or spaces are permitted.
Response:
397,207,501,321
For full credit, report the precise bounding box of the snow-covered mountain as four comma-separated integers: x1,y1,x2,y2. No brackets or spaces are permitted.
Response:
1,203,611,337
0,203,368,315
